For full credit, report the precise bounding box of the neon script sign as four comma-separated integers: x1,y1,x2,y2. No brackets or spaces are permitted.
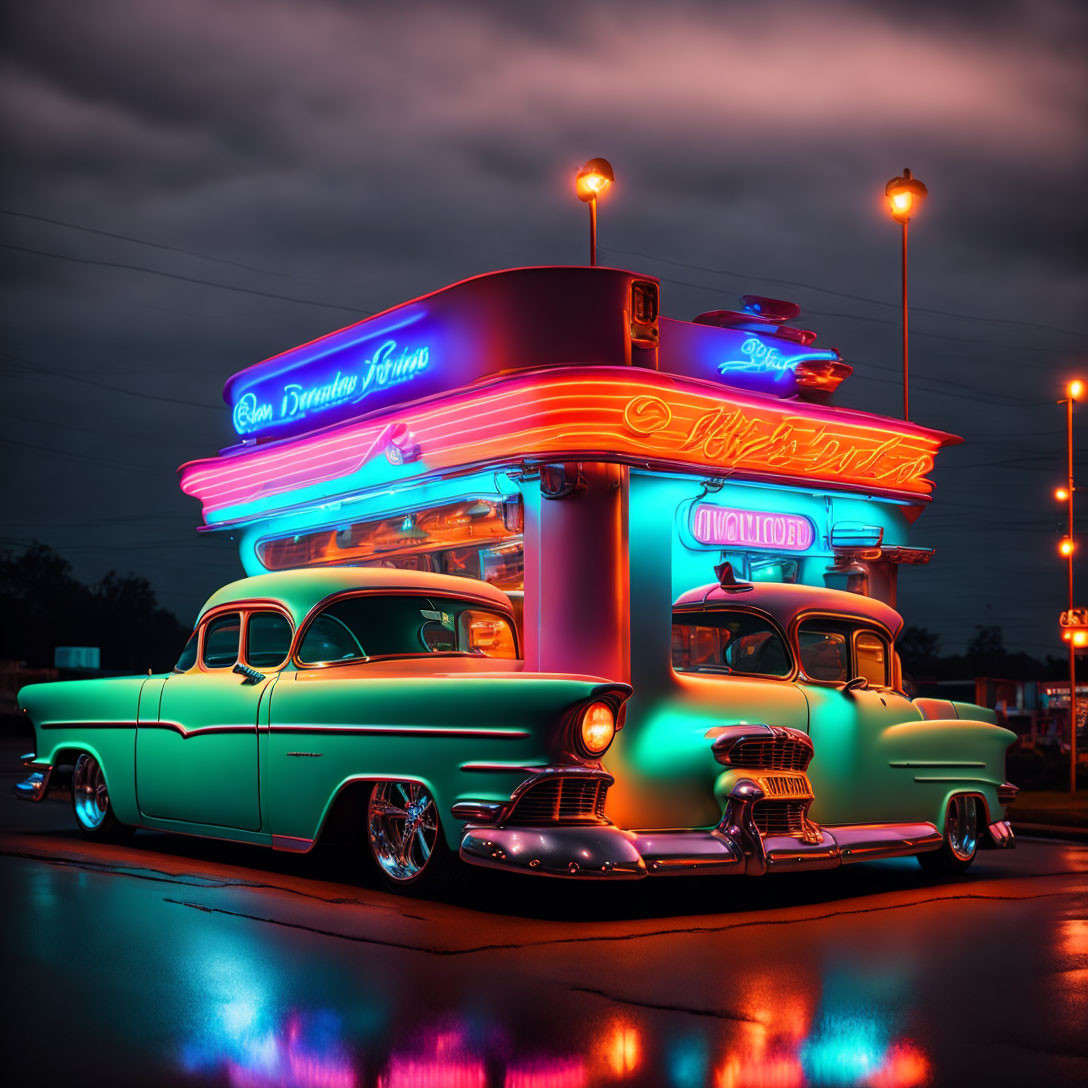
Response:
691,503,815,551
232,340,430,435
718,337,839,382
622,393,938,489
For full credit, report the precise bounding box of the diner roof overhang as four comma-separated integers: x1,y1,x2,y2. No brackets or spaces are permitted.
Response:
179,366,961,530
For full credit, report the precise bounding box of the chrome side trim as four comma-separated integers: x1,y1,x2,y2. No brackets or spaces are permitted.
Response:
271,835,314,853
270,724,531,739
140,721,257,738
911,775,1003,784
889,760,986,768
40,719,140,729
460,761,548,774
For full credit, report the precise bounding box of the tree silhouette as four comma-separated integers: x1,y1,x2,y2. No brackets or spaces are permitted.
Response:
0,544,187,672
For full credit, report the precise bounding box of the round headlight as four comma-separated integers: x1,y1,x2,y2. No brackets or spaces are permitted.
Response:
579,701,615,756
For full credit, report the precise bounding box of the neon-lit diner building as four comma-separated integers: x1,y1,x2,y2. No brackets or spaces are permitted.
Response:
179,267,958,821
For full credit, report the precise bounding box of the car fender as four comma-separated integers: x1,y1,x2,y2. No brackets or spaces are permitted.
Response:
880,718,1015,830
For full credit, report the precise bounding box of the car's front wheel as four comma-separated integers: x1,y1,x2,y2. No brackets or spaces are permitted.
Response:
71,752,131,842
918,794,980,874
367,780,454,894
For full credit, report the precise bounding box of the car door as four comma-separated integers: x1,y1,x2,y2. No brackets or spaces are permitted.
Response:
798,619,924,826
136,608,291,831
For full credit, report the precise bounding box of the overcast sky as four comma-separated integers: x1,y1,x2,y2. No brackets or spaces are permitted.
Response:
2,0,1085,657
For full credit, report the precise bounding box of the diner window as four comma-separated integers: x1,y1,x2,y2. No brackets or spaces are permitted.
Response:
797,622,850,683
298,594,519,665
246,611,293,668
854,630,889,687
202,613,241,669
672,610,791,678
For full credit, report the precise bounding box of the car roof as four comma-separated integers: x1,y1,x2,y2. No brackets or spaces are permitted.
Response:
197,566,514,627
673,580,904,638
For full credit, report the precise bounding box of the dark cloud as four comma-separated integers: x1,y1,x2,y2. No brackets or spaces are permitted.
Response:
1,0,1085,653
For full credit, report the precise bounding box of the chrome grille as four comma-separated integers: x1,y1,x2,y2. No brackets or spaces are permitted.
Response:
506,776,608,824
753,800,808,837
761,774,812,798
730,737,812,772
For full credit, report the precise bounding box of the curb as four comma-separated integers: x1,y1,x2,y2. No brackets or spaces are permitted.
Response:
1013,821,1088,843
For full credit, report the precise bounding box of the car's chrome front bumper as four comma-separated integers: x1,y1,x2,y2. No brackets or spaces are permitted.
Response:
13,754,52,802
458,778,950,879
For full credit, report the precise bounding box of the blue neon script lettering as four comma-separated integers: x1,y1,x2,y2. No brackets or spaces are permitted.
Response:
718,338,834,381
232,340,430,434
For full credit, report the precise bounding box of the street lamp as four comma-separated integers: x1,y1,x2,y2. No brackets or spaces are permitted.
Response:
576,157,614,266
885,168,928,421
1058,377,1084,794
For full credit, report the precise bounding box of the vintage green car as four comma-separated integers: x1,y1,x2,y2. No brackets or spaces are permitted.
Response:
15,566,1016,892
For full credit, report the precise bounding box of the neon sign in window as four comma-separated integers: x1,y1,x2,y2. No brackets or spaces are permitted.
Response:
718,337,840,382
691,503,815,551
232,339,430,435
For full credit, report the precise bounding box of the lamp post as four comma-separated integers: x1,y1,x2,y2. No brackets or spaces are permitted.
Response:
576,157,615,266
1059,378,1084,794
885,169,928,421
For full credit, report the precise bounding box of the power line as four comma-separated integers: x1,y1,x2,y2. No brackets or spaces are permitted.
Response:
0,242,371,316
601,244,1086,339
3,356,222,410
0,207,290,278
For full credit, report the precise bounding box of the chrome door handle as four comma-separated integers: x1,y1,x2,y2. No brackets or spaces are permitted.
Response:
232,662,266,685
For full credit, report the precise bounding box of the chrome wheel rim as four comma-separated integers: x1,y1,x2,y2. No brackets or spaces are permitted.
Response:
946,795,978,861
73,753,109,830
368,781,439,883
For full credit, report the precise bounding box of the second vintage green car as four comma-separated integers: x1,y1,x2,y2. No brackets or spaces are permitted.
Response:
15,566,1016,892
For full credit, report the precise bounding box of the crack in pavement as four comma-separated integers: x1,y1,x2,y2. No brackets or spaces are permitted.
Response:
0,848,428,920
568,984,759,1023
161,887,1075,958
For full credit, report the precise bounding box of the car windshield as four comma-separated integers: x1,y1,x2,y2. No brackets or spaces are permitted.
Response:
672,609,791,677
297,593,518,664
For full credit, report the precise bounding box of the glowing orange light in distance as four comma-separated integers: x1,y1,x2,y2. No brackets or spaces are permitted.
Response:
890,191,912,214
1069,379,1085,401
1055,487,1070,502
603,1022,640,1077
1060,538,1076,557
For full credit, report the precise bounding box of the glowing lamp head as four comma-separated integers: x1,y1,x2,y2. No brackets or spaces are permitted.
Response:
1069,379,1086,401
1073,630,1088,648
891,191,912,215
578,700,616,756
1055,487,1070,502
1060,537,1076,557
885,168,928,223
576,157,615,203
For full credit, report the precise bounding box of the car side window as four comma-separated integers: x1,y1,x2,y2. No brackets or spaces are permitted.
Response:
298,612,368,664
855,630,889,687
797,623,850,682
174,631,198,672
246,611,293,668
202,612,241,669
672,610,791,678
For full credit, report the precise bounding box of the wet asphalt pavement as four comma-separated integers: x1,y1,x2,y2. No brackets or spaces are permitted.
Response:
1,738,1086,1088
